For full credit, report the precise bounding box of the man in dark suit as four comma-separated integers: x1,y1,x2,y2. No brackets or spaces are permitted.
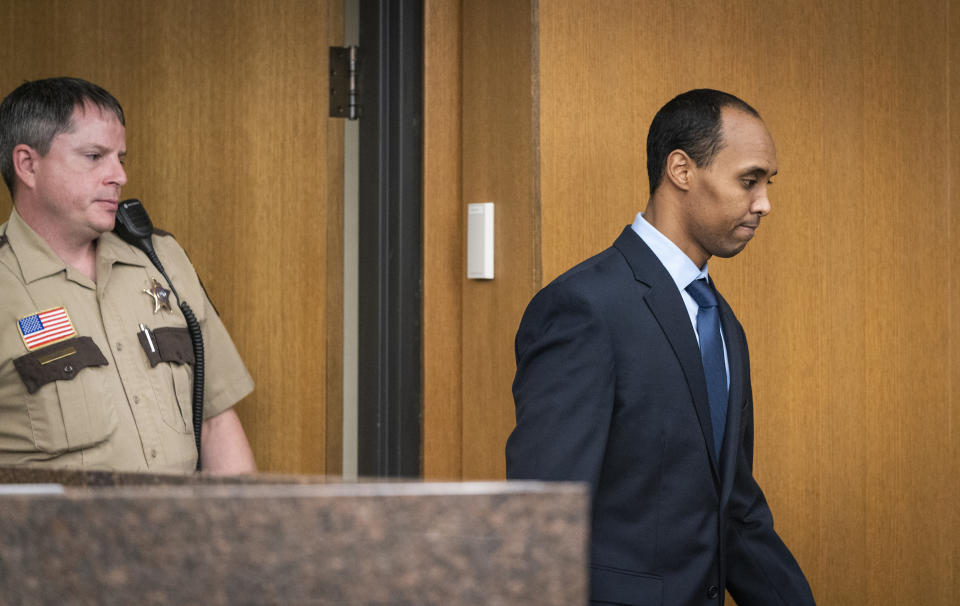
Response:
506,89,816,605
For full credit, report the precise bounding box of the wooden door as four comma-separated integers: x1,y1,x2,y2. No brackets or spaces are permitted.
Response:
0,0,344,474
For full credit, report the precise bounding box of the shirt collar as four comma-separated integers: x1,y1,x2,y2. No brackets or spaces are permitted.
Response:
631,211,708,290
4,206,68,284
4,206,146,286
96,229,148,268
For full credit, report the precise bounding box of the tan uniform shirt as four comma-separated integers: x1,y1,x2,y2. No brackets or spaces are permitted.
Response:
0,208,253,472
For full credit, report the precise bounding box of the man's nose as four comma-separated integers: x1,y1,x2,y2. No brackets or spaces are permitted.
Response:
752,190,771,216
109,157,127,187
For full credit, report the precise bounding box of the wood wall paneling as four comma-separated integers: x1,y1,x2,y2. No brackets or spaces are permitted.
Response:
0,0,343,475
804,3,867,601
422,0,464,479
951,0,960,593
538,0,651,284
458,0,539,480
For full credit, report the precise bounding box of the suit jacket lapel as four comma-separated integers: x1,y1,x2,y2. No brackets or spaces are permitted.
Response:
716,289,745,502
613,227,721,486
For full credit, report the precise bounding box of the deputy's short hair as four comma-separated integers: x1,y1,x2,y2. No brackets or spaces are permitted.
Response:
0,77,125,197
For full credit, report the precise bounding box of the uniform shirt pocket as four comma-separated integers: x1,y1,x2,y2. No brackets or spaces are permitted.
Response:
12,337,117,453
139,326,194,434
166,363,194,434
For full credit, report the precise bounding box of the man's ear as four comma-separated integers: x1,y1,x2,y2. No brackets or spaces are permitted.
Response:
664,149,693,191
12,144,40,190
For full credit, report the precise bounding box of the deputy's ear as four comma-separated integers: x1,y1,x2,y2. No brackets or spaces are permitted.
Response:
664,149,692,191
12,144,40,190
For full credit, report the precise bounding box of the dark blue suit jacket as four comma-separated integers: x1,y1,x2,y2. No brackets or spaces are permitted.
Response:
507,227,815,606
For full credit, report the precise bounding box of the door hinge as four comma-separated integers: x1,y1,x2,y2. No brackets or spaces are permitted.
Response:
329,46,361,120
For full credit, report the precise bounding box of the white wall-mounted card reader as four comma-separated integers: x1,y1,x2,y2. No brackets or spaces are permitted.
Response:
467,202,495,279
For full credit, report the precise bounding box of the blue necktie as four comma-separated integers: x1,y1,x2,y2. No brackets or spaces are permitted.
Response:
685,278,727,459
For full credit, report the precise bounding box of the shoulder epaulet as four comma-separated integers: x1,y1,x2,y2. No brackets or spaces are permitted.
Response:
152,228,174,238
197,275,221,317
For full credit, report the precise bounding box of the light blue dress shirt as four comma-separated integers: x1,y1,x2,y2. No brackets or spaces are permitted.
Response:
631,212,730,387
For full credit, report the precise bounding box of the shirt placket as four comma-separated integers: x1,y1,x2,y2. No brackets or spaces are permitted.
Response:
98,267,166,468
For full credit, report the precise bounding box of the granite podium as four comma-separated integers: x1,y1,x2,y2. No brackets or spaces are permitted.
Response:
0,468,588,605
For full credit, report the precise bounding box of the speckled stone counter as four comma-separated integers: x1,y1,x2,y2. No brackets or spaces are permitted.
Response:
0,472,588,605
0,465,323,487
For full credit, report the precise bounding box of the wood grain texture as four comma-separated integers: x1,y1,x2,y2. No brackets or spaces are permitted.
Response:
949,0,959,597
422,0,464,479
0,0,343,475
458,0,540,480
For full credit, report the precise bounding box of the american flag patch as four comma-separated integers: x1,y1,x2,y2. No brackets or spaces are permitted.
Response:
18,307,77,351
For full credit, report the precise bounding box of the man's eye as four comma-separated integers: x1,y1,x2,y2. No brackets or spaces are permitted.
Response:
86,153,102,161
741,179,757,189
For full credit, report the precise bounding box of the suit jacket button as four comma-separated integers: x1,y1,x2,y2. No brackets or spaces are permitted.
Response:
707,585,720,599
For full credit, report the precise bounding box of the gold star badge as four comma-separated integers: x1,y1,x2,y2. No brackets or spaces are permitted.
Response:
143,279,172,314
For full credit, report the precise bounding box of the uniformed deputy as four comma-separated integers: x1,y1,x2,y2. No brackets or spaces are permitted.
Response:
0,77,256,473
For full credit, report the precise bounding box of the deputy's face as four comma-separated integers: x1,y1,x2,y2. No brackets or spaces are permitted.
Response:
30,101,127,240
683,108,777,264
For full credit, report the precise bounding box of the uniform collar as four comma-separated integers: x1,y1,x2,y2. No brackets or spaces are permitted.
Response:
96,230,148,269
4,206,68,284
4,206,146,286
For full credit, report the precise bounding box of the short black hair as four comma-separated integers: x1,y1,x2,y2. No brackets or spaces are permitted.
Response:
646,89,759,195
0,77,125,198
